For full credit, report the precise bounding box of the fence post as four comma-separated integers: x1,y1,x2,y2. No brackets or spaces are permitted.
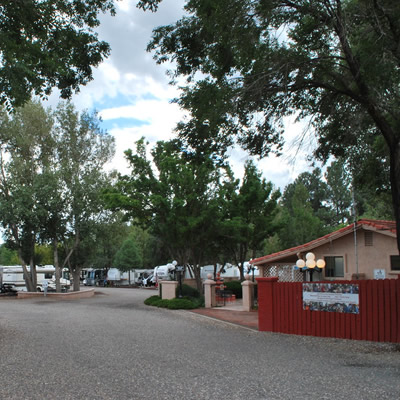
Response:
241,274,255,311
160,280,179,300
256,277,278,331
203,274,216,308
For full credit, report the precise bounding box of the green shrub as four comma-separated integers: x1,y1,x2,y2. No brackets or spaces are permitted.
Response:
176,284,200,298
156,299,171,308
224,280,242,299
144,295,162,306
166,298,197,309
144,294,203,309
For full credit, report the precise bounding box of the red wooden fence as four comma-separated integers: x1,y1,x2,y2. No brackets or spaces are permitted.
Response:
257,277,400,343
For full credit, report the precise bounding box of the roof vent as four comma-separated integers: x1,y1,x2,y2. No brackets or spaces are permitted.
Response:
364,231,373,246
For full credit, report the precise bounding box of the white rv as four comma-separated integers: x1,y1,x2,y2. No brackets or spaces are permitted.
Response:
1,265,71,292
151,264,176,285
106,268,154,286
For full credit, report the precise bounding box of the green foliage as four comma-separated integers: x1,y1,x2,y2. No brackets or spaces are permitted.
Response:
224,280,242,299
221,160,280,277
176,284,200,298
0,245,19,265
142,0,400,251
278,183,326,249
35,245,53,265
0,100,115,291
105,138,232,290
0,0,116,109
166,298,200,310
144,295,162,306
113,238,142,272
144,295,202,309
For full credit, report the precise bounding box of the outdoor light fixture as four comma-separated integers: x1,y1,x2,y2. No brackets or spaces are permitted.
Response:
172,260,184,298
295,252,326,281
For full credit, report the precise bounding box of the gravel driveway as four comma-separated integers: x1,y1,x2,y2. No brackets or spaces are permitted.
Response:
0,287,399,400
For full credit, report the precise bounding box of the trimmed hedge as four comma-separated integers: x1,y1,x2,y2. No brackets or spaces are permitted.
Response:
144,295,203,309
176,284,200,298
223,280,242,299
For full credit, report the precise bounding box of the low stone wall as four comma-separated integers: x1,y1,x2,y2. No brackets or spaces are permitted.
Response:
17,288,95,300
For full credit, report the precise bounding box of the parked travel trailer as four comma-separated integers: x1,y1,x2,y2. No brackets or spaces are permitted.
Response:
107,268,153,286
200,263,258,279
0,265,71,292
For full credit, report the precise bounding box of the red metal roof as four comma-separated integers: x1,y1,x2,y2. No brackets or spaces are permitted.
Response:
250,219,397,266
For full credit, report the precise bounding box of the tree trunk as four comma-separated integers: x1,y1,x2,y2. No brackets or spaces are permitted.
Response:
193,265,202,292
72,269,81,291
53,238,62,293
17,250,35,292
30,259,37,289
390,140,400,254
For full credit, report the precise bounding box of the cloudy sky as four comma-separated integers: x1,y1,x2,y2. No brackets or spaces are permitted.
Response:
49,0,314,191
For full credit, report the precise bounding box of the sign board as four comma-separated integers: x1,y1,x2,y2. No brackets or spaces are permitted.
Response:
374,269,386,280
175,266,184,272
303,283,359,314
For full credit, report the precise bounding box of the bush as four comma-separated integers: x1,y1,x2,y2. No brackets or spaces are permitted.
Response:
144,294,203,309
224,280,242,299
176,283,200,298
144,295,162,306
166,298,197,309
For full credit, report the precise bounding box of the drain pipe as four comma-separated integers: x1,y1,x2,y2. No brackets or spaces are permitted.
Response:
352,184,359,280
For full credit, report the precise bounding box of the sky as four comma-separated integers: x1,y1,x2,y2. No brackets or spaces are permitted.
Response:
46,0,315,191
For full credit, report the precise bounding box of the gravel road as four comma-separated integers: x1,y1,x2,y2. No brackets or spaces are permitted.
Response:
0,287,399,400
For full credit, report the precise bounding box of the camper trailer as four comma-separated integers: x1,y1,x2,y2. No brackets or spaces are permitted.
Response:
1,265,71,292
151,264,176,285
106,268,154,286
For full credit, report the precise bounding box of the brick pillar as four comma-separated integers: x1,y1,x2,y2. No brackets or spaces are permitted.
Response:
241,274,255,311
256,277,278,332
203,274,216,308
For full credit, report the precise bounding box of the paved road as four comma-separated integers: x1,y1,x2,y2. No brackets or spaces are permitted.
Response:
0,288,399,400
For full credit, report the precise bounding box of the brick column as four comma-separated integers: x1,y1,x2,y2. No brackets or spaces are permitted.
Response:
256,277,278,332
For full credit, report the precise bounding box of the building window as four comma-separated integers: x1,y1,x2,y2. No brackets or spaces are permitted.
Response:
364,231,373,246
325,256,344,277
391,256,400,271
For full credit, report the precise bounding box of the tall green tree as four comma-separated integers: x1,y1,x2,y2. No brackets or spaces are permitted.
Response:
282,168,333,228
0,0,116,110
53,102,115,291
0,100,54,291
113,238,143,273
0,101,115,291
279,184,324,249
222,160,280,279
325,159,352,225
105,138,227,290
140,0,400,252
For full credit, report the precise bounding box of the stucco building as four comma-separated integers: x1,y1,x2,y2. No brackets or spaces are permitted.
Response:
250,219,399,281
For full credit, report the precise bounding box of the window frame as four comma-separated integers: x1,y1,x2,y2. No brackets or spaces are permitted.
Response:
324,256,345,278
390,255,400,271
